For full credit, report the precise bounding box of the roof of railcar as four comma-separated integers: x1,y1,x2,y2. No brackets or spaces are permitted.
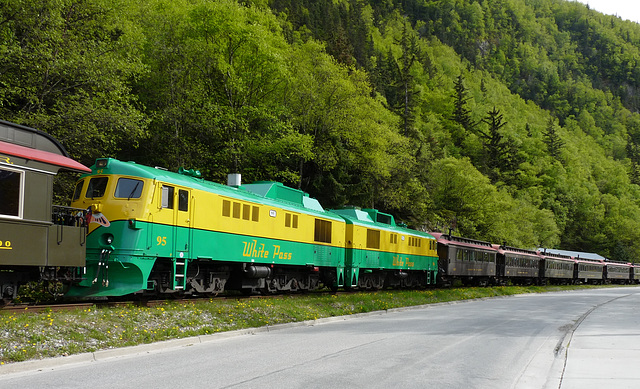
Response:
430,233,496,251
540,252,575,261
330,206,435,238
537,248,606,261
0,120,90,173
575,259,604,265
84,158,342,220
605,262,632,268
496,245,539,257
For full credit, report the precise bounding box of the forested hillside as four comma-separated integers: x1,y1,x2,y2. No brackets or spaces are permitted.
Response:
2,0,640,260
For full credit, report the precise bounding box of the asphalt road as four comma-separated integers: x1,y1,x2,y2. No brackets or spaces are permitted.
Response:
1,287,639,388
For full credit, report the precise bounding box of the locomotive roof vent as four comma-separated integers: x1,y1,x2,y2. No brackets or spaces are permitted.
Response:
228,173,241,187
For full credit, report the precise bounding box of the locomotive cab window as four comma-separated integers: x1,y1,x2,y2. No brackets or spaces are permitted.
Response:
72,179,84,201
161,185,174,209
178,190,189,212
0,167,23,218
86,177,108,199
114,178,144,199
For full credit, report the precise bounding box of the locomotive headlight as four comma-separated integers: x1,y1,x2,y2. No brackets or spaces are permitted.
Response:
96,159,109,168
101,233,115,246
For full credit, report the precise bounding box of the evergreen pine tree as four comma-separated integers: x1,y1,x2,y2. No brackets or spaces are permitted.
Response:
543,117,565,160
452,74,474,131
476,107,520,183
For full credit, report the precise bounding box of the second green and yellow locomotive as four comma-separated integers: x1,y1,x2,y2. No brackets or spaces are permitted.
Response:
68,158,439,298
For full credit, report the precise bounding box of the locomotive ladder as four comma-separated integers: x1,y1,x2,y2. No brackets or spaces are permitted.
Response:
173,260,187,291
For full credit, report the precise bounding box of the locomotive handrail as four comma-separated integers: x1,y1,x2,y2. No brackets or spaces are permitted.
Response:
52,205,88,228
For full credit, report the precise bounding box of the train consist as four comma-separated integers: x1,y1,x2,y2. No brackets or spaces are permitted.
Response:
66,158,439,297
0,119,638,303
433,233,639,286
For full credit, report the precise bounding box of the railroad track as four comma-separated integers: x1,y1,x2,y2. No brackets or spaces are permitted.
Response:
0,302,96,314
0,290,349,314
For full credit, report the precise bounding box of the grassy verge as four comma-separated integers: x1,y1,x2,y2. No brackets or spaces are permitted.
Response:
0,284,625,365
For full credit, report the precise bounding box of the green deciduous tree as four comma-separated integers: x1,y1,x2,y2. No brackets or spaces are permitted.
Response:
134,0,307,184
286,40,409,209
425,157,558,247
0,0,148,166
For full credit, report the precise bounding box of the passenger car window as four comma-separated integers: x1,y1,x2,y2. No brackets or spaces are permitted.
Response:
114,178,144,199
0,168,22,217
86,177,109,199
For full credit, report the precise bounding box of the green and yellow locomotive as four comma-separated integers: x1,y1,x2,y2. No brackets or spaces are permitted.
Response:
68,158,438,298
331,207,438,289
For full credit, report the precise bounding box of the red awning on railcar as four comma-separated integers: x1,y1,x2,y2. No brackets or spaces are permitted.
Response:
0,140,91,173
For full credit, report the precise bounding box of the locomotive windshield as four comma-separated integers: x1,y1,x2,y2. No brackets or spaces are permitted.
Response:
86,177,108,199
72,179,84,201
114,178,143,199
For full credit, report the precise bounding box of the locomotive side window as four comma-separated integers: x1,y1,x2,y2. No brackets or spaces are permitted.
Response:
284,213,298,228
0,168,22,218
115,178,144,199
161,185,174,209
314,219,332,243
242,204,250,220
86,177,108,199
222,199,260,222
376,213,392,224
72,179,84,201
178,190,189,211
366,229,381,249
222,200,231,216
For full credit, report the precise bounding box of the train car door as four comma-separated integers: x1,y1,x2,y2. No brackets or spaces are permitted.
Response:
159,185,191,259
174,188,192,260
352,242,364,287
